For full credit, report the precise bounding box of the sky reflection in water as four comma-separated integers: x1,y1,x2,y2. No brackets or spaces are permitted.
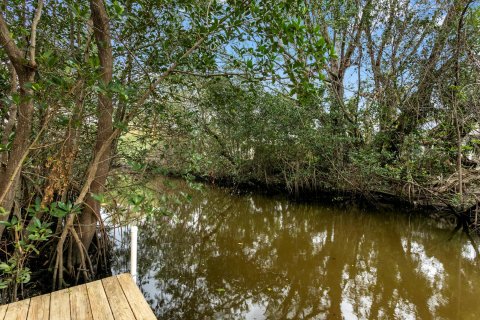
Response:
112,180,480,319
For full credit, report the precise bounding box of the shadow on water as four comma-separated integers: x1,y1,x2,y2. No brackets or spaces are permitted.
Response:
112,178,480,319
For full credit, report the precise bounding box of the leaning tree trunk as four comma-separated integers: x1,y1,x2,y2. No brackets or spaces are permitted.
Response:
0,2,43,238
0,70,35,238
75,0,114,254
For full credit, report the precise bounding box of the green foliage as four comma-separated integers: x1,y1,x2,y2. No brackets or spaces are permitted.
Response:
0,259,31,289
0,202,53,301
0,0,479,303
48,201,81,218
26,217,53,242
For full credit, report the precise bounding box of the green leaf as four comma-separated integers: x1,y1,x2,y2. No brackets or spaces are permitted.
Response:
11,93,20,105
91,193,106,204
113,1,124,16
17,268,31,284
0,263,11,272
31,83,41,91
0,279,10,289
33,217,41,228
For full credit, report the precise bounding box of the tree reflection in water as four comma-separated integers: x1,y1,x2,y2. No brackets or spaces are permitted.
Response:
112,180,480,319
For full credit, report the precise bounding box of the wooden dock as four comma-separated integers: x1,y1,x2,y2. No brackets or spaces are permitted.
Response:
0,273,156,320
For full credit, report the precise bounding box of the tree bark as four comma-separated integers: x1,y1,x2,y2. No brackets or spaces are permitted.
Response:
0,1,43,237
76,0,114,253
0,63,18,169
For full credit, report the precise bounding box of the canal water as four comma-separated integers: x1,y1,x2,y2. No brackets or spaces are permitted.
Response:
112,179,480,319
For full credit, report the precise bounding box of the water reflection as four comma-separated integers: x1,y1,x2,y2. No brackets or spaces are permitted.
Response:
112,180,480,319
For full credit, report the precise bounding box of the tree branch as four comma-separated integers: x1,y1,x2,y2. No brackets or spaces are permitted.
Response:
0,13,24,67
29,0,44,64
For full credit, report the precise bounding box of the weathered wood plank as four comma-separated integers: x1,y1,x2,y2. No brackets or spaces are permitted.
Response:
69,285,92,320
116,274,156,320
1,274,153,320
3,299,30,320
50,288,71,320
0,303,8,320
85,281,114,320
26,294,49,320
101,277,135,320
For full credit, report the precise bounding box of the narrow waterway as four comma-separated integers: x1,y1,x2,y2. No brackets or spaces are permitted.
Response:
112,179,480,319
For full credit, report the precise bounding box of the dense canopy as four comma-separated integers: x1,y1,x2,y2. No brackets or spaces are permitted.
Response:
0,0,479,304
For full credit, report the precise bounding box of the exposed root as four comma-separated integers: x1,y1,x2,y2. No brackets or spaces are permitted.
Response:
52,214,96,290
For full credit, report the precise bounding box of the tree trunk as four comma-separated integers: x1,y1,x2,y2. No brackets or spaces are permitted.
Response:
382,0,471,157
0,69,35,238
0,63,18,168
76,0,114,253
0,0,43,238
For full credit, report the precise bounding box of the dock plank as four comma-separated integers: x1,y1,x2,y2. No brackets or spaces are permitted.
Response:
69,285,92,320
50,289,71,320
0,274,153,320
85,281,114,320
3,299,30,320
0,303,8,319
116,274,156,320
26,294,49,320
102,277,135,320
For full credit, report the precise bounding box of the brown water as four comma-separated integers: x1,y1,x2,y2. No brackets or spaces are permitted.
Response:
112,180,480,319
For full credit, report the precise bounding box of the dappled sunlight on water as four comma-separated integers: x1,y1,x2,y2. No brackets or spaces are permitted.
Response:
112,180,480,319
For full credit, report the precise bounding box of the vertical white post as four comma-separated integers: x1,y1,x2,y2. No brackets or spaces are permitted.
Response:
130,224,138,283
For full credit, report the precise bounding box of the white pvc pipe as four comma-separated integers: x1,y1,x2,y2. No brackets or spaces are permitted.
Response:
130,225,138,283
